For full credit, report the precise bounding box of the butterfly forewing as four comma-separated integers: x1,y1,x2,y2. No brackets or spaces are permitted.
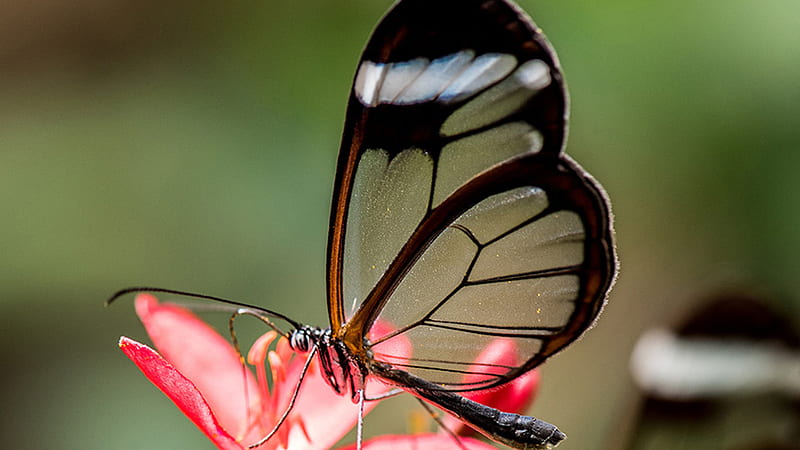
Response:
327,0,568,330
326,0,615,393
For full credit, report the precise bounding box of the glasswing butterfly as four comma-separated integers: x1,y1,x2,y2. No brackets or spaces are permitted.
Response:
110,0,616,448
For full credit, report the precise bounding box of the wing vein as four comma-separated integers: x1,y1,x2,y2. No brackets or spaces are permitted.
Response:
427,318,562,332
465,264,583,285
423,320,554,339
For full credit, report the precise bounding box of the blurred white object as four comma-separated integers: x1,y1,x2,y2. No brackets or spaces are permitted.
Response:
631,327,800,400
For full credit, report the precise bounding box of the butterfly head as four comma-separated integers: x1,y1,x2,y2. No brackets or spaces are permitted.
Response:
288,325,322,353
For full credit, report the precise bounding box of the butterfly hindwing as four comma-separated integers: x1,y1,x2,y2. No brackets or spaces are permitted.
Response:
365,154,614,390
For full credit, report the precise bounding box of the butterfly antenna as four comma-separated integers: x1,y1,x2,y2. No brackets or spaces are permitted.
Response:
105,286,303,330
247,345,318,449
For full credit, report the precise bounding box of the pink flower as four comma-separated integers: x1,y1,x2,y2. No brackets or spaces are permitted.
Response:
442,339,541,437
119,294,537,449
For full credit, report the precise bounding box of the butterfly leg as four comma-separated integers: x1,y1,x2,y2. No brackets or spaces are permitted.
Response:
356,389,366,450
225,308,311,447
247,344,318,449
419,388,565,449
415,397,468,450
365,387,404,401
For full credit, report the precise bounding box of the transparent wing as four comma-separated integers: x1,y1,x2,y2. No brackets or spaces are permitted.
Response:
326,0,569,330
325,0,616,392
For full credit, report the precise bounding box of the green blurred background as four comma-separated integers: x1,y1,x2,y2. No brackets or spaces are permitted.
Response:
1,0,798,449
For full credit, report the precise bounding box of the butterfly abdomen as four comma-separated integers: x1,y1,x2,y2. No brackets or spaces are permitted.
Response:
425,389,565,449
372,363,565,449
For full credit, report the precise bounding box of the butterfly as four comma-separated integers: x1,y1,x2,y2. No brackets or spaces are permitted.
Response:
110,0,616,448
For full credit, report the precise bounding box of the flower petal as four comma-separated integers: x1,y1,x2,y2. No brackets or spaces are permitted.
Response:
272,320,411,450
275,359,393,450
443,338,540,435
119,337,244,450
134,294,262,441
338,433,498,450
464,338,540,412
464,370,540,418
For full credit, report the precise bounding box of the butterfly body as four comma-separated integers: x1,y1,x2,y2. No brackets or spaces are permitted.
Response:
369,360,566,449
287,323,566,449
